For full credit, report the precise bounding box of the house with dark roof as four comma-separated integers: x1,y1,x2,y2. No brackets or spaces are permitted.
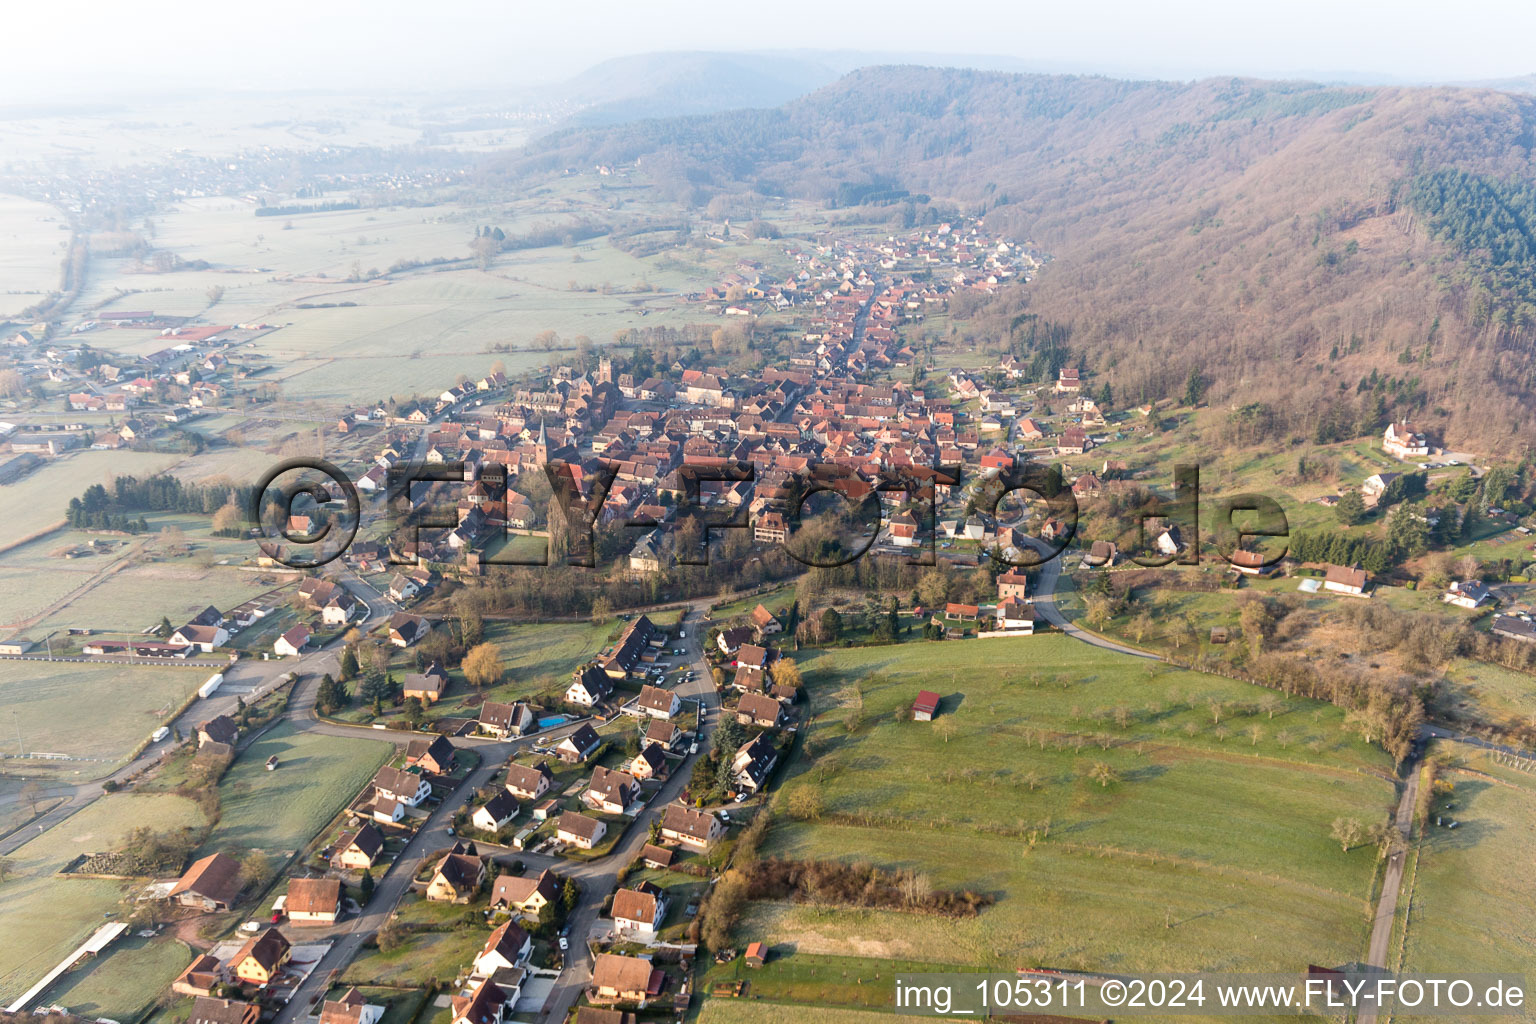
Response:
405,735,457,775
731,733,779,792
427,852,485,903
472,790,520,833
372,765,432,806
490,868,559,916
629,742,668,781
555,723,602,763
332,824,385,870
567,664,615,706
231,927,291,985
188,997,260,1024
473,920,532,975
197,715,239,749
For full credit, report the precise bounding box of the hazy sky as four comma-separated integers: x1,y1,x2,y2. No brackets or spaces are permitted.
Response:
7,0,1533,99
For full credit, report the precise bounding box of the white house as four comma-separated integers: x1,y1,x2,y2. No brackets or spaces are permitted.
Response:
1383,421,1429,460
472,790,520,832
635,684,681,720
372,766,432,807
995,598,1036,633
169,624,229,652
274,624,310,658
472,921,531,976
611,884,668,943
1443,580,1491,609
1323,565,1369,596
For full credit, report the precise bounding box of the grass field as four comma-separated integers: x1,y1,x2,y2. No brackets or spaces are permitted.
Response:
0,193,66,317
0,660,204,769
205,720,392,857
0,792,204,1005
471,618,622,704
36,933,193,1019
752,635,1396,974
340,927,487,987
0,449,183,546
1397,748,1536,1023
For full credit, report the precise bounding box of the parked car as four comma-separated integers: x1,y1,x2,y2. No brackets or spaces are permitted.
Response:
558,936,569,950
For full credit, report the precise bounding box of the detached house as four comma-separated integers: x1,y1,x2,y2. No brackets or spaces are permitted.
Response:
427,850,486,903
611,882,668,942
331,824,385,870
1323,564,1370,596
634,684,681,719
629,742,668,781
388,612,430,648
490,868,559,917
231,927,291,986
555,723,602,763
995,597,1036,633
169,851,243,911
372,765,432,807
660,803,725,851
1443,580,1491,609
479,701,535,738
735,692,785,729
284,877,342,925
590,953,664,1005
557,811,607,849
320,990,385,1024
473,920,532,976
504,761,554,801
472,790,520,833
274,624,310,658
582,766,638,815
405,735,457,775
566,664,614,706
732,733,778,792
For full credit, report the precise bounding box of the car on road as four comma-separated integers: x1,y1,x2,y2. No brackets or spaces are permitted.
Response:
558,936,569,950
679,630,686,638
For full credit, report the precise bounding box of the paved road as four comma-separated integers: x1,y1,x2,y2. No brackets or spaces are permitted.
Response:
534,604,720,1022
1357,756,1422,1024
1021,540,1161,660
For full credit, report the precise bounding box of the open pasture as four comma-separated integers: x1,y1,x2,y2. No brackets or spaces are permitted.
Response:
753,635,1396,973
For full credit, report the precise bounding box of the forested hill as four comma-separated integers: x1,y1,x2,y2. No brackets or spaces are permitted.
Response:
502,67,1536,452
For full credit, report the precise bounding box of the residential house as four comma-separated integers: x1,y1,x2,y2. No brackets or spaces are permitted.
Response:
479,701,535,738
197,715,239,749
450,979,509,1024
555,723,602,763
583,766,638,814
1323,565,1369,596
173,954,224,997
405,735,457,775
644,720,684,751
400,672,448,706
635,684,681,719
427,851,486,903
320,990,385,1024
169,851,243,911
751,604,782,636
372,765,432,807
557,811,607,849
660,803,725,851
996,598,1036,633
490,868,559,916
590,953,663,1005
566,664,614,706
285,877,342,925
231,927,291,985
188,998,261,1024
472,790,520,833
504,761,554,801
169,623,229,652
717,627,755,655
611,882,668,942
943,602,979,622
331,824,385,870
388,612,430,647
754,510,789,543
1383,421,1429,459
1443,580,1491,609
473,920,532,976
640,844,674,870
576,1008,637,1024
1491,614,1536,643
629,742,668,781
274,624,310,657
735,692,785,729
995,571,1031,601
1083,540,1118,567
731,733,778,792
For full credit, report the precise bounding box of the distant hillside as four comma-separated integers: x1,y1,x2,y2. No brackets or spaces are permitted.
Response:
539,52,840,125
503,67,1536,452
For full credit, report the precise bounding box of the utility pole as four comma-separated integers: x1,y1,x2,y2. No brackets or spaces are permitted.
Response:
13,711,22,758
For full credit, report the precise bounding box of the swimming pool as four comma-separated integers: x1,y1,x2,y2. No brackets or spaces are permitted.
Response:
538,716,567,729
